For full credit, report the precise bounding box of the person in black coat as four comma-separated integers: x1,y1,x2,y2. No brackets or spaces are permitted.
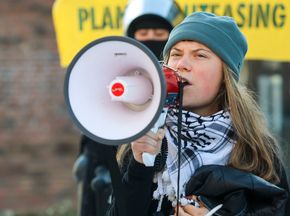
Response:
107,11,290,216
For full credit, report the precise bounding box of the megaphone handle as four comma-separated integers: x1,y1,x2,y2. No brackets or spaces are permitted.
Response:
143,108,168,167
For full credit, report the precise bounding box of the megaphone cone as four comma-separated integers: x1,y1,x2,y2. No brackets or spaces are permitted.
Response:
64,36,166,146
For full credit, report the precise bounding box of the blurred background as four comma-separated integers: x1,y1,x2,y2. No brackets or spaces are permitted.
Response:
0,0,290,215
0,0,79,215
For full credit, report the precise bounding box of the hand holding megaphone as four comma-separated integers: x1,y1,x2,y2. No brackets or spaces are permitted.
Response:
131,128,165,165
141,109,168,166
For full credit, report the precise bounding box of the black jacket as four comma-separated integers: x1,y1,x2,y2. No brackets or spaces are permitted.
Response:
107,156,290,216
185,165,289,216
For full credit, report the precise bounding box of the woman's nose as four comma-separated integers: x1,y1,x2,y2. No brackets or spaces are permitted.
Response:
176,56,191,73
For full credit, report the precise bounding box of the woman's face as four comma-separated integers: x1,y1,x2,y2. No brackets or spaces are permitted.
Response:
167,41,224,116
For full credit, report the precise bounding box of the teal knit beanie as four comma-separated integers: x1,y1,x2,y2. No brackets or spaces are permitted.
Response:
163,12,248,80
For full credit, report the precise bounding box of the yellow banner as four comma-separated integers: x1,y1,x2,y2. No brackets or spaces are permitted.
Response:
52,0,126,67
52,0,290,67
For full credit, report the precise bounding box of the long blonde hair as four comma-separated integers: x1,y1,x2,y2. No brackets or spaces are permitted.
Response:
221,64,281,183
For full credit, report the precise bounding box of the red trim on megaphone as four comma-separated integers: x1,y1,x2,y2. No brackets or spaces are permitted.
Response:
162,64,179,95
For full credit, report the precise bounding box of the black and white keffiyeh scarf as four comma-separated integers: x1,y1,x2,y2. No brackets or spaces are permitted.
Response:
153,109,235,206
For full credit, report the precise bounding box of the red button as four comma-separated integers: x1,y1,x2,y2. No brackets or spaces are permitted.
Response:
111,82,125,97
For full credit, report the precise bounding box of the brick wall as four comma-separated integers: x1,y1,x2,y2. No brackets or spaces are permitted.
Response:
0,0,80,212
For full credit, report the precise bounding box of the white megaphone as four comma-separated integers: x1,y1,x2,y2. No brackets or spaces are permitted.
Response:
64,36,179,166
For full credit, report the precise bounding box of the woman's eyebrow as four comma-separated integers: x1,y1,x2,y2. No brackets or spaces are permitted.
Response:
191,48,212,53
171,47,212,53
170,47,182,52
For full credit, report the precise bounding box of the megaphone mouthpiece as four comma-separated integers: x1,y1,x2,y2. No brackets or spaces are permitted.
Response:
108,73,153,105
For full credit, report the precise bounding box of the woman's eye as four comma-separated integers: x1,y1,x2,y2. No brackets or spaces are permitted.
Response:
170,53,180,57
196,53,207,58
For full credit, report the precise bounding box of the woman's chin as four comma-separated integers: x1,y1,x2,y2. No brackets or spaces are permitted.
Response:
181,104,192,111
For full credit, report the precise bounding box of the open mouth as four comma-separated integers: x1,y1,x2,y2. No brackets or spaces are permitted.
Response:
182,81,191,88
180,77,191,86
175,72,191,86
